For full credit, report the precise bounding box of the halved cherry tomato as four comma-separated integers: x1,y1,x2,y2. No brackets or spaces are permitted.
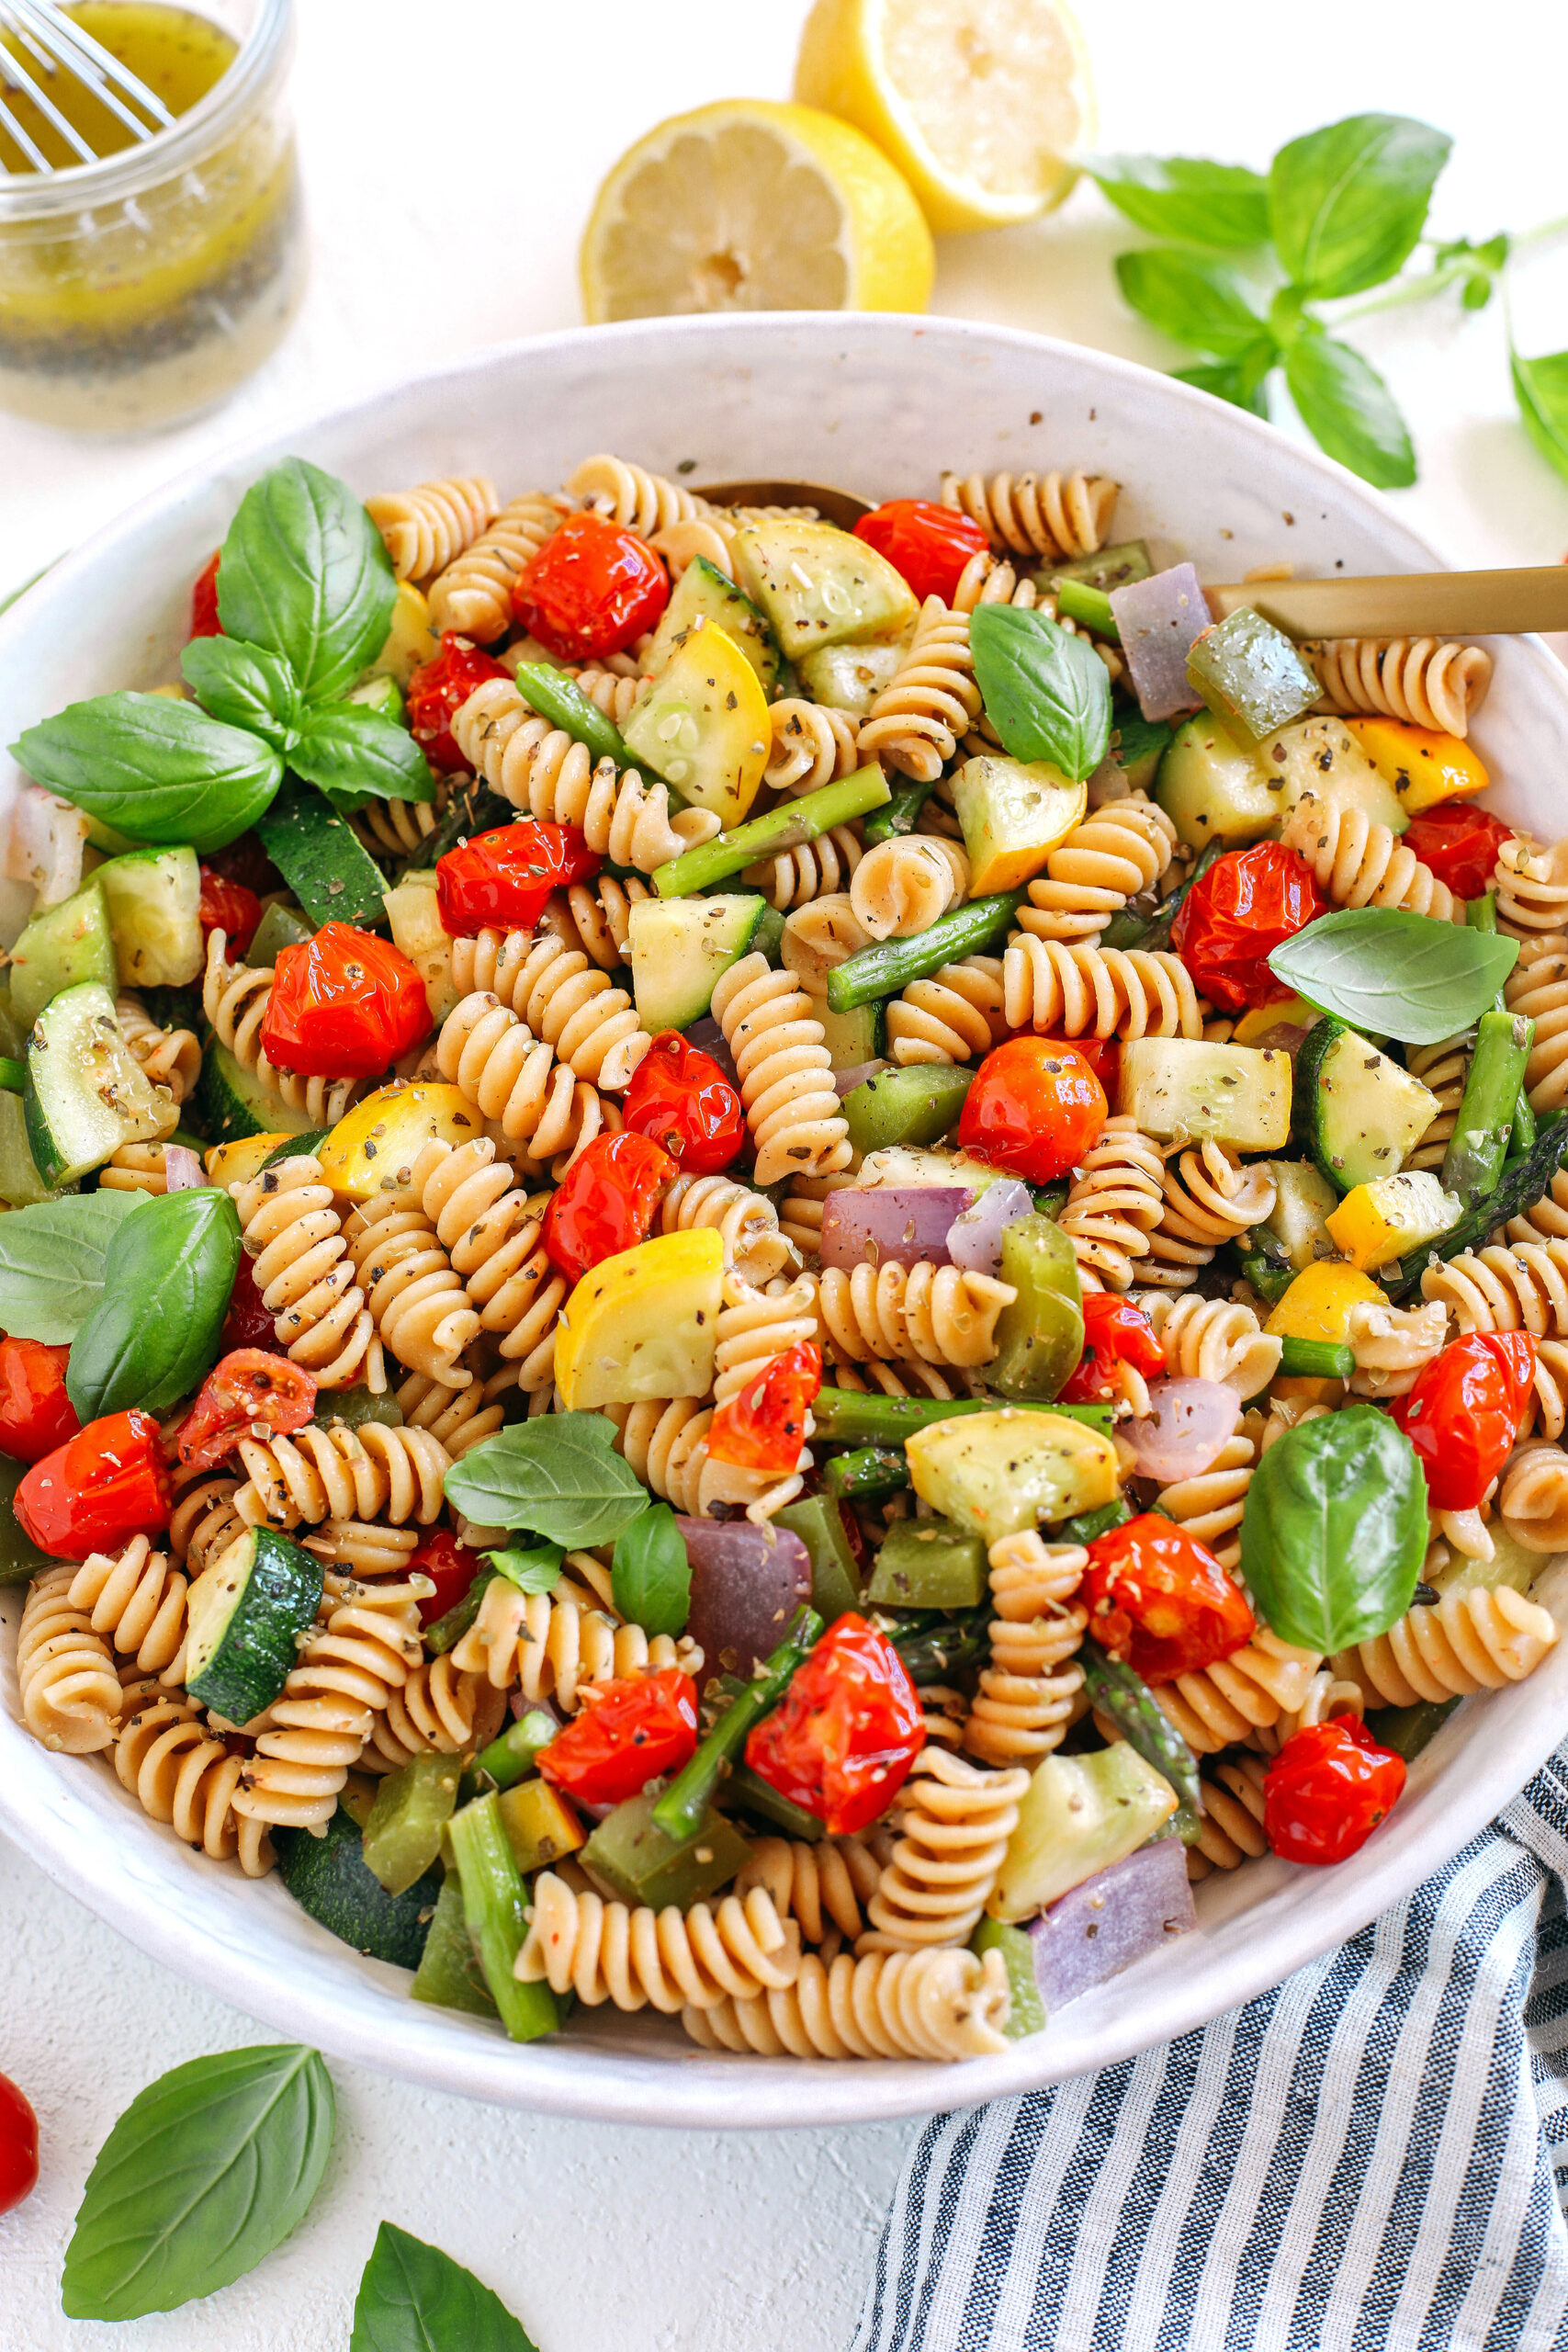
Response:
0,1337,79,1463
1402,803,1516,901
853,499,989,605
220,1252,276,1351
622,1031,747,1174
1058,1295,1167,1405
1171,842,1325,1014
1264,1717,1406,1866
175,1350,317,1475
197,864,263,958
957,1036,1107,1184
0,2072,39,2215
512,512,669,663
261,922,431,1078
434,820,602,936
538,1668,698,1806
542,1130,676,1285
410,1528,486,1629
1391,1331,1536,1512
406,633,510,773
1081,1514,1255,1684
707,1340,823,1474
744,1611,925,1837
189,550,222,640
16,1408,171,1559
1039,1033,1120,1096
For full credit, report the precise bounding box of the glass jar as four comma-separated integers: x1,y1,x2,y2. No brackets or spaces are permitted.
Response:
0,0,304,432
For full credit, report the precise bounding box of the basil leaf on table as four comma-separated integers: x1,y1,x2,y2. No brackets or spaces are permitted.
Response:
351,2221,539,2352
217,456,397,707
1113,248,1273,360
968,605,1111,783
9,691,283,853
1268,908,1517,1046
1269,113,1452,299
180,633,303,751
67,1185,242,1420
443,1411,649,1547
1240,1405,1428,1653
288,702,437,806
1512,344,1568,486
485,1539,565,1596
1086,154,1271,250
1174,347,1277,419
1283,333,1416,491
0,1191,143,1340
61,2044,335,2323
612,1500,691,1638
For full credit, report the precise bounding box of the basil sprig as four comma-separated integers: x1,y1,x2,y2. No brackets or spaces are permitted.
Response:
444,1411,649,1547
969,604,1111,783
0,1190,143,1340
1240,1405,1427,1653
12,692,283,854
1084,154,1270,250
612,1499,691,1638
1268,907,1518,1046
62,2045,335,2323
352,2221,539,2352
66,1185,241,1420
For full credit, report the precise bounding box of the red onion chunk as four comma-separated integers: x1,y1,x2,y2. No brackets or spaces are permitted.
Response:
1122,1377,1238,1483
1110,563,1210,723
819,1186,972,1272
1029,1839,1195,2009
677,1516,811,1678
681,1014,739,1089
162,1145,206,1191
946,1178,1034,1276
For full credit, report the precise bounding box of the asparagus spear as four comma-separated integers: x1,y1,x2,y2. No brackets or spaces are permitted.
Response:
652,766,892,899
513,660,633,767
863,775,939,845
826,889,1028,1013
886,1610,991,1683
822,1444,910,1503
811,1387,1113,1447
446,1793,560,2042
652,1604,823,1842
1103,836,1225,954
0,1058,23,1094
1057,1497,1132,1545
461,1708,558,1799
1468,893,1536,1159
423,1567,496,1656
1054,580,1120,639
1441,1008,1534,1209
1078,1639,1203,1829
1276,1336,1357,1380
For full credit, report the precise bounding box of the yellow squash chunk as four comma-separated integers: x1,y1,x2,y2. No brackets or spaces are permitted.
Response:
1265,1261,1385,1343
906,1408,1119,1544
384,871,458,1023
367,580,439,685
205,1134,298,1190
1343,717,1488,815
498,1779,585,1875
319,1081,479,1202
622,622,771,827
1324,1170,1461,1272
953,753,1087,894
554,1227,724,1410
731,518,918,659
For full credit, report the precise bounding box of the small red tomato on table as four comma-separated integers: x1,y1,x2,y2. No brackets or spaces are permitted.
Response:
1401,804,1515,901
852,499,989,604
1392,1331,1536,1512
957,1035,1108,1184
16,1408,171,1559
435,820,601,936
1081,1515,1256,1682
538,1668,698,1807
745,1612,926,1837
406,634,510,772
622,1031,747,1173
197,864,263,958
1171,841,1324,1014
1058,1295,1167,1405
512,512,669,663
542,1130,676,1285
1264,1718,1407,1866
0,1336,80,1463
175,1350,317,1475
0,2071,39,2214
260,923,431,1078
706,1340,823,1474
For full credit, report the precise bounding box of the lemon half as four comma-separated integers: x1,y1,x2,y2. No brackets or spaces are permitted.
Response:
581,97,934,324
795,0,1094,234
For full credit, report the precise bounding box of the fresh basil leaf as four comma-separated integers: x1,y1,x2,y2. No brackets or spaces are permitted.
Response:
1174,342,1277,419
10,691,283,854
351,2221,538,2352
180,634,302,751
67,1186,242,1420
968,604,1111,783
1268,907,1517,1045
1240,1405,1427,1651
485,1541,565,1596
288,703,436,805
1512,344,1568,486
444,1412,649,1547
218,458,397,707
1283,333,1416,489
1114,249,1271,360
612,1501,691,1638
1087,154,1270,249
62,2044,334,2323
0,1190,144,1341
1269,113,1451,298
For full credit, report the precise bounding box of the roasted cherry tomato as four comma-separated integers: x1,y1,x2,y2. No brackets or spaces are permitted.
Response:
1402,803,1516,901
853,499,989,605
16,1408,171,1559
1081,1513,1255,1684
1058,1295,1167,1405
434,820,601,937
0,1337,79,1464
0,2071,39,2215
622,1031,747,1174
1171,842,1325,1014
1391,1331,1536,1512
538,1668,698,1807
189,550,222,640
707,1340,823,1474
1038,1033,1120,1096
220,1251,276,1351
197,864,263,959
957,1035,1107,1184
261,922,431,1078
745,1611,926,1837
1264,1716,1406,1867
175,1350,317,1476
512,512,670,663
409,1528,486,1629
542,1130,676,1285
406,633,510,773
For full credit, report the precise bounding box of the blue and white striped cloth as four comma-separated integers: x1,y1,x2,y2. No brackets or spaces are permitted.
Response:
852,1748,1568,2351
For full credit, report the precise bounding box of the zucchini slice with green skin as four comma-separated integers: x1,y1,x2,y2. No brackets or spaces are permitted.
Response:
24,979,173,1187
254,781,389,930
196,1041,320,1144
276,1803,441,1969
1294,1020,1441,1193
626,894,763,1031
643,555,788,697
184,1525,324,1724
8,878,118,1028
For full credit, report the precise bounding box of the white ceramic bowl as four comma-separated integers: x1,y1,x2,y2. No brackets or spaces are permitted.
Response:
3,313,1565,2130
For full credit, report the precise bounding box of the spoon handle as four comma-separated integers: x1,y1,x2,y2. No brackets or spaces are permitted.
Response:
1205,567,1568,639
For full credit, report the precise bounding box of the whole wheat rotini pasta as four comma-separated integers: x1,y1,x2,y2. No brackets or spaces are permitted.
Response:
886,956,1004,1066
1308,635,1492,738
450,927,649,1091
1281,790,1464,923
204,931,359,1127
17,1566,121,1754
964,1532,1089,1768
1142,1146,1277,1295
450,1572,700,1709
766,697,861,793
734,1833,891,1947
233,1157,384,1390
567,453,708,537
1001,938,1205,1038
857,599,983,780
742,823,865,910
1505,933,1568,1114
941,467,1119,560
859,1748,1030,1951
539,874,651,971
69,1537,188,1683
343,1195,480,1386
1018,800,1179,944
518,1872,801,2014
1495,838,1568,938
850,835,969,940
1153,1430,1256,1571
1404,1034,1471,1170
1056,1114,1166,1293
682,1944,1011,2061
709,953,852,1186
436,990,617,1172
234,1424,451,1532
1332,1585,1559,1706
367,475,497,582
658,1170,796,1287
815,1261,1015,1372
427,490,570,640
405,1136,564,1387
1153,1629,1325,1756
118,990,201,1102
1137,1288,1280,1394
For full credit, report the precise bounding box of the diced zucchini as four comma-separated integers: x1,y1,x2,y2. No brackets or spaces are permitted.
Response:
1119,1038,1292,1152
1156,711,1284,850
797,639,907,716
1295,1021,1438,1193
989,1746,1178,1923
1260,1159,1340,1272
248,900,315,968
553,1227,725,1410
855,1142,1000,1193
364,1750,463,1896
383,871,457,1022
622,623,771,826
276,1803,439,1970
196,1040,319,1145
1262,716,1406,836
581,1789,750,1909
988,1214,1084,1400
1047,540,1154,594
8,879,118,1028
952,753,1087,895
842,1066,975,1156
626,893,764,1031
866,1516,988,1609
254,782,389,930
731,519,918,659
96,845,203,989
906,1408,1120,1544
1186,607,1319,743
410,1871,497,2018
25,979,175,1186
496,1777,587,1876
346,672,405,724
365,579,439,686
643,555,787,698
1232,993,1318,1047
1324,1170,1461,1272
771,1495,863,1622
316,1080,478,1200
818,997,885,1075
0,1091,56,1206
184,1524,324,1724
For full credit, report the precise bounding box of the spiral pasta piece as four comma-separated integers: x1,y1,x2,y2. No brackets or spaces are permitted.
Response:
734,1833,891,1946
659,1170,796,1287
166,1464,245,1577
1346,1298,1448,1399
1152,1629,1324,1755
856,599,982,781
859,1748,1030,1952
538,874,651,972
428,491,570,640
1056,1114,1165,1293
962,1532,1088,1768
17,1565,121,1754
742,823,864,910
1495,838,1568,938
450,927,649,1090
118,991,200,1102
815,1261,1014,1371
1153,1431,1256,1571
941,468,1119,560
1505,934,1568,1114
648,516,737,579
951,551,1043,613
1421,1237,1568,1340
343,1195,480,1385
1142,1145,1278,1295
1333,1585,1558,1707
562,662,645,727
886,956,1004,1066
233,1157,384,1390
353,794,444,860
519,1872,800,2014
766,698,861,794
97,1142,175,1196
850,835,969,940
1001,937,1204,1037
360,1654,505,1774
204,932,360,1126
451,1572,700,1709
234,1424,451,1532
1307,636,1492,738
1249,1669,1367,1758
704,1272,819,1518
1405,1034,1471,1170
1499,1439,1568,1555
231,1574,427,1831
407,1136,564,1386
114,1689,273,1876
921,1686,971,1752
436,990,616,1173
69,1537,189,1683
367,475,498,582
1281,790,1464,924
568,453,707,537
1137,1288,1280,1394
610,1396,716,1521
710,953,852,1186
683,1943,1011,2061
1506,1168,1568,1250
303,1520,423,1579
1018,800,1179,944
1187,1756,1269,1882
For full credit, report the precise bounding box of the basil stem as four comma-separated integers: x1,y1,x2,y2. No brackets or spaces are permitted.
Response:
514,661,632,768
826,889,1027,1013
1441,1008,1533,1208
652,766,892,899
1055,579,1120,639
811,1387,1113,1446
1276,1334,1356,1380
652,1605,823,1843
863,775,939,845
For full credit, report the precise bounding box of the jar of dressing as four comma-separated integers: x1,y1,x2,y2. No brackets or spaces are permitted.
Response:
0,0,303,431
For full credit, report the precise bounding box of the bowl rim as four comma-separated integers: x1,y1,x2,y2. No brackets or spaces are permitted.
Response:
5,308,1567,2132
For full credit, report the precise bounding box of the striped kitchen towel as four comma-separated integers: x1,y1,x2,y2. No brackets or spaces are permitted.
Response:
852,1746,1568,2352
